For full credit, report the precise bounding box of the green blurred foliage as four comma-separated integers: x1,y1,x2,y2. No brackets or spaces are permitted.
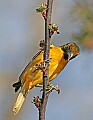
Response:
70,0,93,50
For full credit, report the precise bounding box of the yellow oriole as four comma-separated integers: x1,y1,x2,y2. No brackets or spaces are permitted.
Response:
12,42,80,115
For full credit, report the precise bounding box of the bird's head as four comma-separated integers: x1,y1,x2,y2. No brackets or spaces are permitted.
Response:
61,42,80,61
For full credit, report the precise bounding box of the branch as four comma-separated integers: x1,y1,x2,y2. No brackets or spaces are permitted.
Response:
39,0,53,120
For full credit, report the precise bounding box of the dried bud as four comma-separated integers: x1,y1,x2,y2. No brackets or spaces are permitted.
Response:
57,89,60,94
36,4,47,13
50,31,54,36
32,96,41,109
56,30,60,34
42,11,46,18
36,3,47,18
39,40,45,48
48,23,60,36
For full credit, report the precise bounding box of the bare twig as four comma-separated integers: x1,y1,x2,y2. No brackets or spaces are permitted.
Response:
39,0,53,120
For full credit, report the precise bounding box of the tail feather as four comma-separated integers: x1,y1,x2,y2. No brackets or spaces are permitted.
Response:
13,81,29,115
12,81,21,92
13,92,26,115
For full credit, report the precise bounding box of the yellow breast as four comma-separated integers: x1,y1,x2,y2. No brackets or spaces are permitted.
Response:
21,44,68,90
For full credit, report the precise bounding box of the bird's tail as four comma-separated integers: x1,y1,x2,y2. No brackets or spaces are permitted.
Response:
13,86,28,115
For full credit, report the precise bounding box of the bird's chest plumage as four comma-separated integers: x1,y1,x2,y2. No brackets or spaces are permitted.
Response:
49,47,68,80
21,46,68,88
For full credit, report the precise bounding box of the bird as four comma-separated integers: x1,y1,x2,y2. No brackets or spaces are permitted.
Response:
12,42,80,115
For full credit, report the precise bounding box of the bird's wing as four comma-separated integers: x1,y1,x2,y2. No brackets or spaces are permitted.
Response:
12,49,43,92
17,49,43,88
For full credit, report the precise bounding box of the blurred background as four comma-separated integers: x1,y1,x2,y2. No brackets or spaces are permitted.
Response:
0,0,93,120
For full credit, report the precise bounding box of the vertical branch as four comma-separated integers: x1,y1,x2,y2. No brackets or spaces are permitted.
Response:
39,0,53,120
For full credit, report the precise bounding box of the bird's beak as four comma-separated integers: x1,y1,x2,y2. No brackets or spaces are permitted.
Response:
68,53,73,61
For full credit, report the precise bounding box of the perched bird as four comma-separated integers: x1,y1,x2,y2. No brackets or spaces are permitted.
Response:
12,42,80,115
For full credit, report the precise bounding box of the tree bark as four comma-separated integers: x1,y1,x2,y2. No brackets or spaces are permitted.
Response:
39,0,53,120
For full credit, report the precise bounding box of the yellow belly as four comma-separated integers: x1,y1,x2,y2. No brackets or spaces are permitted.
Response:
21,45,68,91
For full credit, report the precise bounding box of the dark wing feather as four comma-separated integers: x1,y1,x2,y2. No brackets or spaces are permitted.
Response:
12,49,43,92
